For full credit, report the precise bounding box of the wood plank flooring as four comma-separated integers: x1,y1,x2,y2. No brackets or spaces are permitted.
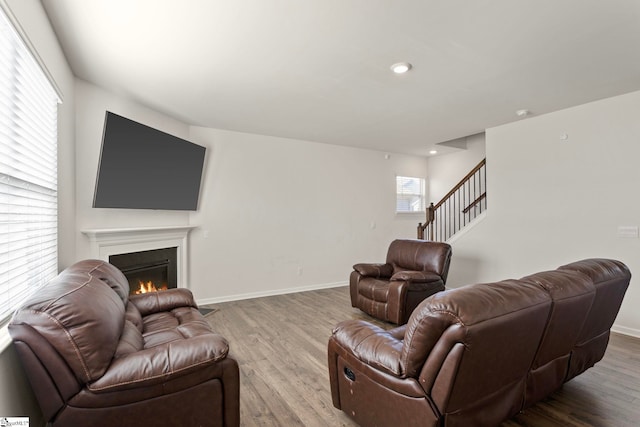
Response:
202,286,640,427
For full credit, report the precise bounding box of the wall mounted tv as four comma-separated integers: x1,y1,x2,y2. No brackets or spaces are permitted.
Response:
93,111,206,210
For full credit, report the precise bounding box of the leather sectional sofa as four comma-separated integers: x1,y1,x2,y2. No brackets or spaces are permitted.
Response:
9,259,239,427
329,258,630,427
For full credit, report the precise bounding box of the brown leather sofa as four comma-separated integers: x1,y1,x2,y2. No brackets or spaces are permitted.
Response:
9,259,239,427
350,239,452,324
329,258,630,427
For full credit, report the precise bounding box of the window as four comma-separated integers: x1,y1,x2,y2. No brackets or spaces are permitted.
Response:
0,8,59,323
396,176,425,213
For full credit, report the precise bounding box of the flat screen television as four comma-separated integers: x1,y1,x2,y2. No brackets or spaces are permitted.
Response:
93,111,206,210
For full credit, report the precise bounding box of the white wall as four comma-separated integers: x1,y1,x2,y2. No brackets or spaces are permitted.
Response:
188,127,427,302
72,83,428,301
74,80,193,256
426,133,486,203
0,0,75,424
448,90,640,337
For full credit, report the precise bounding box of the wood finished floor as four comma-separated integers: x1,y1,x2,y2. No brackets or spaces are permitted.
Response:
203,286,640,427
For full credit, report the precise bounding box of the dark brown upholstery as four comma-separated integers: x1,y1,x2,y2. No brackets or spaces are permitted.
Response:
350,239,452,324
9,259,239,427
557,259,631,380
329,258,630,427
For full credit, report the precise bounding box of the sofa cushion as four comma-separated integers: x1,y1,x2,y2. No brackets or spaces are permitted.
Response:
331,320,404,376
390,270,442,283
357,278,391,302
558,258,631,341
520,269,595,367
402,279,551,378
124,303,143,333
558,258,631,380
86,260,130,304
353,263,393,278
10,260,126,383
89,307,230,393
129,288,197,316
142,306,214,347
386,240,451,278
114,320,144,358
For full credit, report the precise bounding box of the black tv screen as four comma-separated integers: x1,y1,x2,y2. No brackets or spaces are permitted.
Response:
93,111,206,210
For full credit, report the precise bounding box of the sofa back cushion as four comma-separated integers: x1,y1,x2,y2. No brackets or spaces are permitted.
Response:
10,260,128,383
386,239,452,280
520,270,595,368
557,258,631,379
558,259,630,343
87,260,131,304
519,269,595,406
403,279,551,415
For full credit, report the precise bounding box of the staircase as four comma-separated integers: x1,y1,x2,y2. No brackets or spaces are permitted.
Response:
418,158,486,242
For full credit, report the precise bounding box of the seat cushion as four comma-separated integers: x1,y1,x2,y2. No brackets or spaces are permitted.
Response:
141,306,215,347
88,305,229,393
358,278,390,302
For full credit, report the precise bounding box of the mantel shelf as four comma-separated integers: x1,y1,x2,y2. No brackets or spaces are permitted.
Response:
81,225,196,240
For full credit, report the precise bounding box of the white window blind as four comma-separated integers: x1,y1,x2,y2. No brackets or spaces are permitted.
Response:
396,176,425,213
0,8,59,323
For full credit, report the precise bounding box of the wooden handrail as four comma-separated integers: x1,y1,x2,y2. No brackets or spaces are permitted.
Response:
418,158,486,241
432,158,486,210
462,192,486,214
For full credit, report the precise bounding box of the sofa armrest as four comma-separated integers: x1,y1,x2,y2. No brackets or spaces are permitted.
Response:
353,263,393,278
129,288,197,316
332,320,405,377
87,333,229,392
391,270,441,283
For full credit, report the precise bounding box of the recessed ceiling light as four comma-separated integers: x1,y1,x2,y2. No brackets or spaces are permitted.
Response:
429,150,438,155
515,109,530,117
391,62,412,74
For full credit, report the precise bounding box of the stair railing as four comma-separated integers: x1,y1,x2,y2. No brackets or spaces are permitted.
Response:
418,158,486,241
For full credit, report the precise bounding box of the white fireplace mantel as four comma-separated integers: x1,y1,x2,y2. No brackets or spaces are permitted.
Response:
81,226,196,288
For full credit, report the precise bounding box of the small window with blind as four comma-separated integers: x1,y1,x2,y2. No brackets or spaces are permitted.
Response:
396,176,425,213
0,8,59,323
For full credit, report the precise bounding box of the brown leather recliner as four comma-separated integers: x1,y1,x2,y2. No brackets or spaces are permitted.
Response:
329,258,630,427
350,239,452,324
9,259,239,427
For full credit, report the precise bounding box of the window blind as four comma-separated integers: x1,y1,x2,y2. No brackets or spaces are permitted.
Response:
0,8,59,322
396,176,425,213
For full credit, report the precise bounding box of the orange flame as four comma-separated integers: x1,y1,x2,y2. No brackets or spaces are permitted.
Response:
134,280,168,295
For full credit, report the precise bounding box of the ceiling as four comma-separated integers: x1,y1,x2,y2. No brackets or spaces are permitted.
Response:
41,0,640,156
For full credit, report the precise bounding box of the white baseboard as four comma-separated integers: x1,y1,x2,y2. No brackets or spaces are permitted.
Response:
195,281,348,306
611,324,640,339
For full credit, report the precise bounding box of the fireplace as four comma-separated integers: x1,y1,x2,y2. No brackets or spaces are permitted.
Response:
109,247,178,295
82,226,194,292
